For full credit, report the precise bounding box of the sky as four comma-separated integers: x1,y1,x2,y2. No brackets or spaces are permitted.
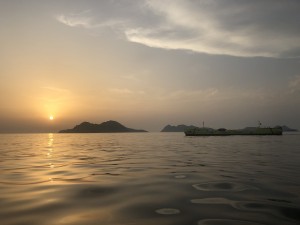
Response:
0,0,300,132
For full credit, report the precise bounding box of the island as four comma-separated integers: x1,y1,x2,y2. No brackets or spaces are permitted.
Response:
161,124,198,132
59,120,148,133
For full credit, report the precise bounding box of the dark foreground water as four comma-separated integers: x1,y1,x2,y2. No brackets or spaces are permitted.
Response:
0,133,300,225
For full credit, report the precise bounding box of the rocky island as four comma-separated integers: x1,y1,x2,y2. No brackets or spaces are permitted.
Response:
59,120,147,133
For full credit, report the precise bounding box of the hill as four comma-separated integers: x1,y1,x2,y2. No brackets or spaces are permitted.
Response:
161,124,198,132
59,120,147,133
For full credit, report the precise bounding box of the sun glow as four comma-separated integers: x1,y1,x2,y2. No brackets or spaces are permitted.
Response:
49,115,54,120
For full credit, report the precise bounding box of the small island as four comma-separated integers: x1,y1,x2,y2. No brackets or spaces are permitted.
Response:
59,120,147,133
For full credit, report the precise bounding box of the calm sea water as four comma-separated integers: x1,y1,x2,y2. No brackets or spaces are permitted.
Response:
0,132,300,225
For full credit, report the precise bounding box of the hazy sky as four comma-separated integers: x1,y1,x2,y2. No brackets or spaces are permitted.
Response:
1,0,300,132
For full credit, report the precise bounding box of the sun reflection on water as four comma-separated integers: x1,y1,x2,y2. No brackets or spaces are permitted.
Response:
47,133,54,181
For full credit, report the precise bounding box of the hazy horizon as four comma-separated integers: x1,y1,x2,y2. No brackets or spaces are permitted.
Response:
1,0,300,133
0,119,298,134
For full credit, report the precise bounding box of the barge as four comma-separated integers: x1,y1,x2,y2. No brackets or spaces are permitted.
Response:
185,127,282,136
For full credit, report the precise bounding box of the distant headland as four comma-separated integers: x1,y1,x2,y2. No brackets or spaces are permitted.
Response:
59,120,148,133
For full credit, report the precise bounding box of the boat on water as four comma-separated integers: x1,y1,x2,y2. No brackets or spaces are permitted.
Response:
185,126,283,136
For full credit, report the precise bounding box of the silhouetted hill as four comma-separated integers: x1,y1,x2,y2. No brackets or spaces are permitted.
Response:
59,120,147,133
161,124,198,132
275,125,298,132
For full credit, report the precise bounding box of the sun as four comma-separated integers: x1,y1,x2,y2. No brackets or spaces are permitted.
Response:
49,115,54,120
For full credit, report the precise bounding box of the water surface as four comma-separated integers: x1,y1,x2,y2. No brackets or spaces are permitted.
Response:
0,133,299,225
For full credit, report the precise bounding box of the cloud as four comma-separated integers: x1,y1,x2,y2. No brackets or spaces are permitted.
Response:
121,75,140,82
56,11,124,29
126,0,300,58
39,86,72,103
109,88,145,95
158,88,219,102
289,75,300,94
109,88,134,94
42,86,70,93
55,0,300,58
56,14,93,28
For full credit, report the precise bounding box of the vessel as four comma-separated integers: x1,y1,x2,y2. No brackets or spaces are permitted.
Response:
184,127,282,136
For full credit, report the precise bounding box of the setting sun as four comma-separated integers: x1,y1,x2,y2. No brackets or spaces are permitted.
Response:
49,116,54,120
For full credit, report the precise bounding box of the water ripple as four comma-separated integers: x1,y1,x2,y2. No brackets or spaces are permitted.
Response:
191,197,235,206
0,174,95,185
197,219,266,225
155,208,180,215
192,181,257,192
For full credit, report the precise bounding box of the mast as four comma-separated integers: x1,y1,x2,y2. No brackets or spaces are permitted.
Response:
258,121,262,127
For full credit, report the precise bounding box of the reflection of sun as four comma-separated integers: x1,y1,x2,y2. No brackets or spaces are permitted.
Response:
49,115,54,120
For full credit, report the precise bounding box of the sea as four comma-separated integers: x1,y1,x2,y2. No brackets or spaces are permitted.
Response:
0,132,299,225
